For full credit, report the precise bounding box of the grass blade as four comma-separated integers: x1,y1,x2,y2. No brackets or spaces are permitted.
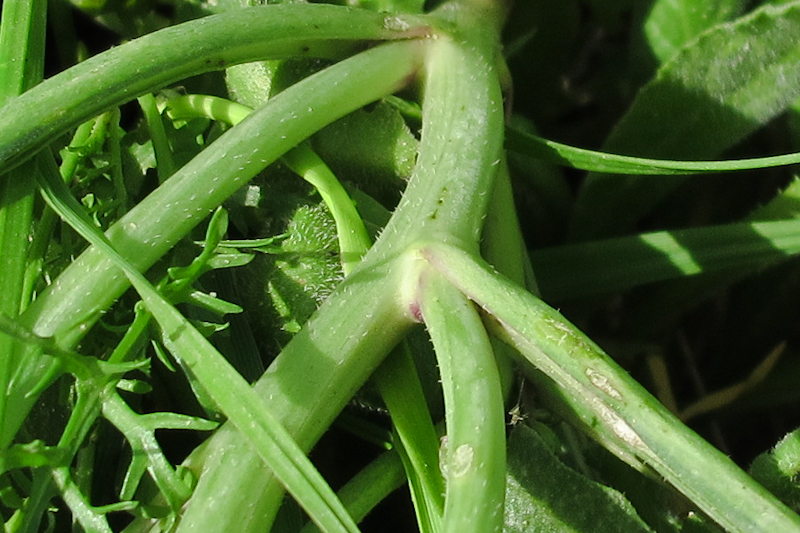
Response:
531,218,800,301
0,0,46,445
506,126,800,176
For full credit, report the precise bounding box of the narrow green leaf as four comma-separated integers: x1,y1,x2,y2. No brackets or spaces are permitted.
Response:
571,0,800,239
0,0,46,103
0,0,47,445
505,126,800,176
373,345,444,533
531,218,800,301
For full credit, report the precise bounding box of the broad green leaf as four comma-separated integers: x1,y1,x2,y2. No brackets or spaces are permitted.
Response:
570,1,800,239
504,425,652,533
644,0,745,63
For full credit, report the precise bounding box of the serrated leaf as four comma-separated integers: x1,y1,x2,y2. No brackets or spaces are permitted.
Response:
571,0,800,239
233,197,343,352
504,425,653,533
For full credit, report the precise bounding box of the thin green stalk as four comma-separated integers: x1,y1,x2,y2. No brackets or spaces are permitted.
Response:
505,125,800,176
282,143,372,274
164,94,371,273
372,344,444,533
299,450,407,533
418,270,506,533
138,93,176,181
6,40,426,448
0,4,430,173
421,241,800,533
0,0,46,448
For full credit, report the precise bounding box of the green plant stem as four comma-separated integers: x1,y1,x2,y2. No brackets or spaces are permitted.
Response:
5,40,426,448
362,14,504,263
169,263,413,532
164,94,372,274
36,142,380,533
169,6,508,529
0,4,429,173
138,93,176,181
299,450,407,533
419,270,506,533
0,0,46,449
421,241,800,533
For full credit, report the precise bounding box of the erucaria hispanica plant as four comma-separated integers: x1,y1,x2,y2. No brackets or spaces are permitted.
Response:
5,0,800,531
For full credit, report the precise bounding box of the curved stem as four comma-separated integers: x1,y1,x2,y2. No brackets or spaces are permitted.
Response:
419,269,506,533
7,39,425,448
422,241,800,533
0,4,429,173
365,20,504,262
165,94,371,274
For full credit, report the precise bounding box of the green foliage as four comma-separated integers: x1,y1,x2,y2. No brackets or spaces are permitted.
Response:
643,0,746,64
504,425,652,533
4,0,800,532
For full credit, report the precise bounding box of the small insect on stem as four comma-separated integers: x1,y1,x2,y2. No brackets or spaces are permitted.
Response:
507,379,528,426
